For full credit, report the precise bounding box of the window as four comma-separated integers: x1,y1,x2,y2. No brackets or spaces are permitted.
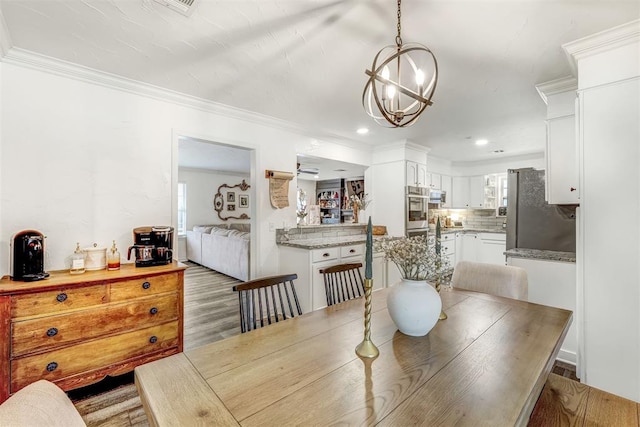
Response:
177,182,187,236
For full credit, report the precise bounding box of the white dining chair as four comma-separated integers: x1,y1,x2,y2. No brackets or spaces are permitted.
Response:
450,261,528,301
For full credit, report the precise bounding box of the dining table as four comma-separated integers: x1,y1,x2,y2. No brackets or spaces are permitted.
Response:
134,286,572,426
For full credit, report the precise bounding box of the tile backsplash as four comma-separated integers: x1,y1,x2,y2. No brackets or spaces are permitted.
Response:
431,208,506,231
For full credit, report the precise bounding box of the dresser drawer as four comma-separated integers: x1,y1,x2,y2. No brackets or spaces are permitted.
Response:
110,272,179,301
11,284,107,319
340,244,364,258
12,294,179,357
11,321,179,392
312,247,339,263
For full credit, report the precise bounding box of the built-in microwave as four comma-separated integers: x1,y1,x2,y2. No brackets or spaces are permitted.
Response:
429,189,446,204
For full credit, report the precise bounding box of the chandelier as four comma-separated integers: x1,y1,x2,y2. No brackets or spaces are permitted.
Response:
362,0,438,127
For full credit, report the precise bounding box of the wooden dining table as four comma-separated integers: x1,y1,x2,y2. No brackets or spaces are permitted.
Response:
134,287,572,426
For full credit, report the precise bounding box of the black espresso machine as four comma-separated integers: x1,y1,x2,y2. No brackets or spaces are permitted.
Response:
10,230,50,281
128,226,174,267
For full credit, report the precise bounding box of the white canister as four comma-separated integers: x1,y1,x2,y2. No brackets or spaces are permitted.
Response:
83,243,107,270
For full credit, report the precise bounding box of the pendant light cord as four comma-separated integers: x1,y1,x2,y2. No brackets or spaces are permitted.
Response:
395,0,403,47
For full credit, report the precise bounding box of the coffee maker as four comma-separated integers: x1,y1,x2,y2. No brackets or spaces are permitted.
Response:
10,230,50,281
128,226,174,267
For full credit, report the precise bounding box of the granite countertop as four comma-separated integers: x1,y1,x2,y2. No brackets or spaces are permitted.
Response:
504,248,576,263
278,234,388,249
278,227,506,249
440,228,506,234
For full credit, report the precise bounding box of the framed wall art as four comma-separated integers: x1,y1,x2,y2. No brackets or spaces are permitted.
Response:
239,194,249,208
213,179,251,221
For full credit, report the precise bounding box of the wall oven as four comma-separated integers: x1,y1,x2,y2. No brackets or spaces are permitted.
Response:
406,186,429,231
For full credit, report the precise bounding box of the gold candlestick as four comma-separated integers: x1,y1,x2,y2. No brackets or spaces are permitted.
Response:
355,278,379,358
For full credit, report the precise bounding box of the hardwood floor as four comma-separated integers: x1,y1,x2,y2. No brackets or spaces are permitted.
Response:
71,261,242,427
69,263,580,426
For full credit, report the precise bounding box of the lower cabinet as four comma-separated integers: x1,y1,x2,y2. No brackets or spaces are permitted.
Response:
280,244,393,312
455,232,506,266
0,263,185,402
507,257,577,364
478,233,507,265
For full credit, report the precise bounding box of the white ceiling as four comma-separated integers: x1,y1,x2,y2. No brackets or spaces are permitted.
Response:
1,0,638,167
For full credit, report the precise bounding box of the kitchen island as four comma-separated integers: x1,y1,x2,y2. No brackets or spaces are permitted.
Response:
278,224,393,312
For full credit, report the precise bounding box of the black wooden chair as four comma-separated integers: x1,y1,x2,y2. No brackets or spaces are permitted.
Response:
232,273,302,333
319,263,366,306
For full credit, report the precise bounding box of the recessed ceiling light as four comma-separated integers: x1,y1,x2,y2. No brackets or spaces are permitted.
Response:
357,128,369,135
475,139,488,146
314,175,319,179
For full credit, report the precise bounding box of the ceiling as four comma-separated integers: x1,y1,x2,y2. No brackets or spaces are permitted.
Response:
1,0,638,165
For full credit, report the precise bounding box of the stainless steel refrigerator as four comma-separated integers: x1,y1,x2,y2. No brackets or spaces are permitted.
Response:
506,168,576,252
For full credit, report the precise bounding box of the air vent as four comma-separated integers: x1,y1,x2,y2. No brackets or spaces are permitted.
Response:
152,0,198,16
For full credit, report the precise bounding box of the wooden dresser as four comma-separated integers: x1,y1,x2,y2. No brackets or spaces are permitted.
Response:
0,261,186,403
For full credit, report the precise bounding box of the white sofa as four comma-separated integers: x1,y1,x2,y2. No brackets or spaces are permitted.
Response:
186,224,250,281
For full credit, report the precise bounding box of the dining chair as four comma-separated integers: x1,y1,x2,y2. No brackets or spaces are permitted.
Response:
232,273,302,333
450,260,528,300
319,263,365,306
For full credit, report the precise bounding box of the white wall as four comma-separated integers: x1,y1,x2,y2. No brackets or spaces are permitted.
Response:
0,57,373,278
567,20,640,401
178,168,250,230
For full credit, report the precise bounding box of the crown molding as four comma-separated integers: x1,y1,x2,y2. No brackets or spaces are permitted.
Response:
0,47,371,151
450,151,544,168
535,76,578,105
0,9,12,58
563,19,640,76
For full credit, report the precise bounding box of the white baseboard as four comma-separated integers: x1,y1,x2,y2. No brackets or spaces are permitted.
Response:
557,348,577,366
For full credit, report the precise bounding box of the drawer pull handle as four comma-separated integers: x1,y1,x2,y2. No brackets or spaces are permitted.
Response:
142,282,151,290
349,249,355,253
46,328,58,337
56,293,67,303
149,307,158,315
149,336,158,344
570,187,576,192
46,362,58,372
323,253,330,258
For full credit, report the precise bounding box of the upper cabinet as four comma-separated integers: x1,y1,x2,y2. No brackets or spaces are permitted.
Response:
451,175,504,209
536,77,579,205
428,172,441,189
452,175,485,208
406,161,428,187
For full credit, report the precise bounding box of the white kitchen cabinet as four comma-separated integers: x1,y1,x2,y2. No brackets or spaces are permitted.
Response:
372,252,386,290
507,257,577,364
439,233,456,267
451,176,470,208
478,233,506,265
546,115,579,204
458,233,480,262
451,176,485,208
280,243,396,312
536,77,579,205
280,244,364,312
428,172,441,189
469,176,485,208
406,161,428,187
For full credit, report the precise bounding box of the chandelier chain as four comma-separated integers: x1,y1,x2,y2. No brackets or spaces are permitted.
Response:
395,0,402,47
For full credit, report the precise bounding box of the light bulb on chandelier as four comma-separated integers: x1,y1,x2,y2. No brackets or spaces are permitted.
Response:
362,0,438,128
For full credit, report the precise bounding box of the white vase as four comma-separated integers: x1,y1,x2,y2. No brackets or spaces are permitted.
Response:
386,278,442,337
